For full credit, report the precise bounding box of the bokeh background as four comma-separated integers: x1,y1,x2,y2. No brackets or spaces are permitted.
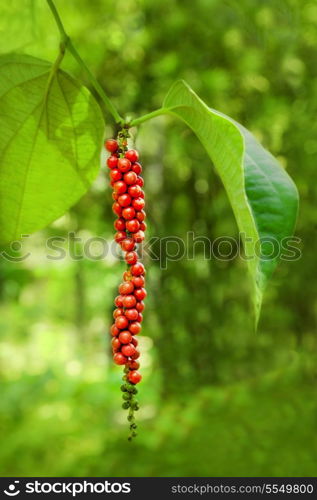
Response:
0,0,317,477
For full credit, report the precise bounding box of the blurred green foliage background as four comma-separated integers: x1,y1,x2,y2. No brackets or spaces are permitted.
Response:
0,0,316,477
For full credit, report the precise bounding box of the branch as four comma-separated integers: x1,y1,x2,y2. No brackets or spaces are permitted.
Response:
46,0,124,125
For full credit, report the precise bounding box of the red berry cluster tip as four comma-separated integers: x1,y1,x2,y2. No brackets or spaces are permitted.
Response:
105,132,147,438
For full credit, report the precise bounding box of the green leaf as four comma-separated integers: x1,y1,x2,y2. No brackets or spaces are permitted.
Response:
0,53,104,244
163,80,299,324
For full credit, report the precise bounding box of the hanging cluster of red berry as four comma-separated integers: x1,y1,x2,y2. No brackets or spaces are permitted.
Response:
105,130,147,439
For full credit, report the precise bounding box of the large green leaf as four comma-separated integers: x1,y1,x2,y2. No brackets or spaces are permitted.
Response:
163,80,299,323
0,54,104,244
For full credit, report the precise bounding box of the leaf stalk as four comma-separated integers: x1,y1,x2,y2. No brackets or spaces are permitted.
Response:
129,108,169,127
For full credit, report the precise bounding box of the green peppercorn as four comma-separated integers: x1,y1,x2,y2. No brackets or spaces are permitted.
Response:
131,400,139,410
122,402,130,409
122,392,132,400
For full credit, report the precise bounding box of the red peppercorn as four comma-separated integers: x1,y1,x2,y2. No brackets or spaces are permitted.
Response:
128,185,142,198
125,149,139,162
110,169,122,182
118,158,131,173
121,238,135,252
118,194,132,207
125,251,138,265
114,231,127,243
115,315,129,330
114,218,126,231
113,307,124,318
136,176,144,187
121,344,136,357
118,331,132,344
132,162,142,175
129,322,142,335
110,324,120,337
113,181,127,195
131,262,145,276
112,337,121,351
136,301,145,312
107,140,147,398
134,287,147,301
128,360,140,370
132,197,145,211
122,294,137,308
133,230,145,243
136,210,146,222
125,308,139,321
131,337,138,347
131,349,140,360
114,295,124,307
107,155,118,169
123,270,132,281
122,207,136,220
105,139,118,153
113,352,127,365
112,202,122,216
119,281,134,295
128,370,142,384
123,171,138,185
132,275,145,288
126,219,140,233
